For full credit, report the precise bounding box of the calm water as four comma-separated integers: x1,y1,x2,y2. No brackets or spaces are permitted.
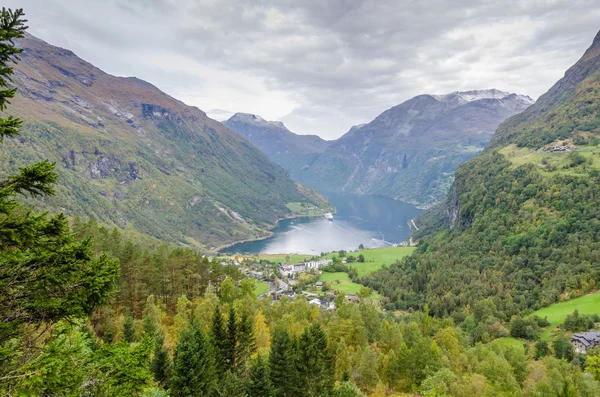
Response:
224,194,421,254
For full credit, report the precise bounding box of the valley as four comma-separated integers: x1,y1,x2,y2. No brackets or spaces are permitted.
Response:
4,5,600,397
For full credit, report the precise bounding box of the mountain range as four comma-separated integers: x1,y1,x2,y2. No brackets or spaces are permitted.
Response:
223,113,331,181
364,30,600,317
226,90,534,207
1,33,330,249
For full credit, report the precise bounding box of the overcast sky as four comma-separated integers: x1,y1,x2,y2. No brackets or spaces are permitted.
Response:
9,0,600,139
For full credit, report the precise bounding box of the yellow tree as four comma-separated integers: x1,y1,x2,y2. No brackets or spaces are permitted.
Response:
255,309,271,355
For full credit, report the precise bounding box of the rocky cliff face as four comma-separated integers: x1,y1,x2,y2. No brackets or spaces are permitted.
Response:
224,113,331,180
3,33,329,249
300,89,534,207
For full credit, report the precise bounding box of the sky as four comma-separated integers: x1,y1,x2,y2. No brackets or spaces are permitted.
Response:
8,0,600,139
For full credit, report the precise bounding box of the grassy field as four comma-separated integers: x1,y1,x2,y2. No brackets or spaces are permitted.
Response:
286,202,328,217
499,143,600,177
534,291,600,339
492,337,526,351
318,272,381,299
254,281,270,296
325,246,416,277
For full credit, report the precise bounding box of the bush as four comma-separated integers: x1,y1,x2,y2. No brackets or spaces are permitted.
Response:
563,309,596,332
510,316,540,340
567,151,586,167
534,316,551,328
534,340,549,360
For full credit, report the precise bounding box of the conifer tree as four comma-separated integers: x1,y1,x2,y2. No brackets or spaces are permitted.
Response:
335,382,367,397
236,308,256,377
172,319,216,397
269,327,298,397
211,305,228,375
297,323,335,397
0,9,118,348
123,312,137,343
246,354,274,397
225,305,238,370
217,370,243,397
151,331,172,388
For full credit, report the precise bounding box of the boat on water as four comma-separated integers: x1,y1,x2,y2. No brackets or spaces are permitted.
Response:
324,212,334,221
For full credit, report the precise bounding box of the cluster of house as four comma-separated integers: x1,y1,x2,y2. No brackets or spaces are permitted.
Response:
278,259,332,278
247,270,267,281
570,331,600,354
309,298,334,310
544,144,576,153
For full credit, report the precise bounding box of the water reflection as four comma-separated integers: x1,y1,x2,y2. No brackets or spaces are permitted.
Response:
224,194,421,254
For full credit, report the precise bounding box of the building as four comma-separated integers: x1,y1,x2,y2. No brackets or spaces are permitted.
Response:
315,281,324,287
571,331,600,354
248,271,266,281
279,259,333,277
345,294,361,303
308,298,329,309
293,263,306,273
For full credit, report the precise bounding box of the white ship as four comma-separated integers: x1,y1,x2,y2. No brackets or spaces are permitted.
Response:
324,212,334,221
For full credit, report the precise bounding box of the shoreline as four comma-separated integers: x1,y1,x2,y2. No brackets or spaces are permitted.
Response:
214,208,335,254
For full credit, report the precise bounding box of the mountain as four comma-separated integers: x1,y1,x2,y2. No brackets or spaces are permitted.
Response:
1,33,330,249
300,89,534,207
364,31,600,319
223,113,331,180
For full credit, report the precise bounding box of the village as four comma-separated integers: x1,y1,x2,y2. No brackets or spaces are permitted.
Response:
220,254,367,311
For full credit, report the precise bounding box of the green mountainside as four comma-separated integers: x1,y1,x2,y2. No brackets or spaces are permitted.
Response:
1,33,329,249
223,113,332,181
300,90,533,207
364,30,600,319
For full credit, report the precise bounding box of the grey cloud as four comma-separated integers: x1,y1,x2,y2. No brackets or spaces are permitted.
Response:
6,0,600,138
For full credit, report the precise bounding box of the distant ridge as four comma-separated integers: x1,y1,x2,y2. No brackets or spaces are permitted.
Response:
299,89,534,207
224,113,332,181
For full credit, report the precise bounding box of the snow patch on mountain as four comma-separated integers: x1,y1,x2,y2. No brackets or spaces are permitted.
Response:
228,112,288,131
432,89,534,106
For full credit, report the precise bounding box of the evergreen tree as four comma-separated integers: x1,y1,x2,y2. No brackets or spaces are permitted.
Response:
151,331,172,388
335,382,367,397
269,328,298,397
211,305,228,375
236,308,256,377
123,312,137,343
297,323,335,397
172,319,216,397
246,354,274,397
216,370,243,397
0,7,118,348
142,296,162,337
225,305,238,371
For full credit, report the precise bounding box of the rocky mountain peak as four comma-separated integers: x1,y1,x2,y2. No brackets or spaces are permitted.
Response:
228,112,288,130
431,89,533,106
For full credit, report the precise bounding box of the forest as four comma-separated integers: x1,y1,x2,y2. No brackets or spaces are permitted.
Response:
4,7,600,397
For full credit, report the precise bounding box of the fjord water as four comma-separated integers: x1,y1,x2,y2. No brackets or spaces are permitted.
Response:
225,194,421,254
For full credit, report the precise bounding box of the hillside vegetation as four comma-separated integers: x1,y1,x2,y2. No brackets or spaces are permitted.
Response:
364,31,600,326
1,33,330,249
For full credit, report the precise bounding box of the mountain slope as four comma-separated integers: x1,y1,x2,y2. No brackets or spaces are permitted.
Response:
1,33,329,249
301,90,533,207
364,31,600,319
223,113,331,180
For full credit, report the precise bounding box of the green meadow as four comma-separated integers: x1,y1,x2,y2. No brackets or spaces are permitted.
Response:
254,281,270,296
326,246,416,277
534,291,600,339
